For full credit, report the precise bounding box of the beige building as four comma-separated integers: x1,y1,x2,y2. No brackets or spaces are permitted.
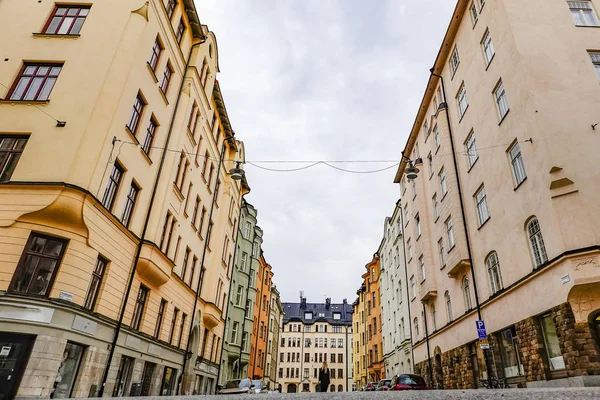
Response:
352,290,367,390
394,0,600,389
265,285,283,391
0,0,248,398
279,297,353,393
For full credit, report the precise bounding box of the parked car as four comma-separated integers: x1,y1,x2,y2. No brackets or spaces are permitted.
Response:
364,382,378,391
376,379,392,391
250,380,268,394
389,374,428,390
217,379,252,395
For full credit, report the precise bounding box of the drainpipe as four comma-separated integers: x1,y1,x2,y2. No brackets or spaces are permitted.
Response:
422,303,434,386
429,70,493,386
98,38,205,397
216,194,246,386
397,200,415,373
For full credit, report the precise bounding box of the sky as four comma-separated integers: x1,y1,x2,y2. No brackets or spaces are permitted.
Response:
196,1,456,303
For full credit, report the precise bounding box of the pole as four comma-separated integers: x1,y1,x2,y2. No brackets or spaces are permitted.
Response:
422,303,434,387
98,38,204,397
430,70,494,386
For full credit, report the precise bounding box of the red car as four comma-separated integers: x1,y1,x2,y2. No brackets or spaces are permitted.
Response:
389,374,428,390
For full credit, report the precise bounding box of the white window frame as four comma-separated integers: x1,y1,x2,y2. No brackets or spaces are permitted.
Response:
589,51,600,78
415,213,422,237
445,291,453,322
449,46,460,76
419,255,426,281
465,130,478,168
470,2,478,25
427,153,433,177
474,185,490,227
407,238,412,260
457,83,468,118
486,251,503,294
439,168,448,196
434,125,441,149
568,1,600,26
481,30,495,66
494,80,509,120
438,238,446,267
508,141,527,186
527,218,548,267
410,276,416,299
463,276,473,310
446,216,455,248
433,193,439,220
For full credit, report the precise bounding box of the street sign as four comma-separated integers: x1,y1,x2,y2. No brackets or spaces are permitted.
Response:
476,320,487,340
479,339,490,350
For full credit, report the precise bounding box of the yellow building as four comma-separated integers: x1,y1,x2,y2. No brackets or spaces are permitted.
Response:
0,0,247,398
352,280,368,389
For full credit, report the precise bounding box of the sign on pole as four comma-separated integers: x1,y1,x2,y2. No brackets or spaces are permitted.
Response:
476,320,487,340
479,339,490,350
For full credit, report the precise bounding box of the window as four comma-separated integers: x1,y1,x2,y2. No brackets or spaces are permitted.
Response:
131,285,149,330
434,125,441,149
465,130,478,168
9,63,63,101
494,80,509,119
148,36,163,72
338,338,343,347
165,0,176,19
231,321,239,344
486,252,503,294
188,255,196,286
432,194,439,220
414,317,419,339
540,314,565,370
462,276,472,310
160,63,173,94
431,304,437,331
84,256,107,310
423,120,429,137
177,313,186,347
457,83,468,117
508,142,527,186
333,312,341,320
175,152,187,189
169,308,179,344
474,185,490,226
102,162,124,211
438,239,446,267
43,5,90,35
410,276,416,299
590,52,600,77
222,236,229,262
142,117,157,155
240,252,248,272
446,217,455,248
126,93,146,134
121,182,139,227
439,168,448,195
175,18,185,43
445,290,453,321
426,153,433,178
154,299,167,339
470,2,478,25
207,163,215,187
331,339,336,348
415,214,421,237
304,311,313,320
568,1,600,26
527,218,548,267
235,285,243,306
450,46,460,76
482,30,495,65
180,247,191,281
419,255,426,281
0,136,28,182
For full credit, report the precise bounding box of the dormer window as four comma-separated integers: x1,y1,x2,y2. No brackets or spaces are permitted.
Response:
333,312,341,320
304,312,313,320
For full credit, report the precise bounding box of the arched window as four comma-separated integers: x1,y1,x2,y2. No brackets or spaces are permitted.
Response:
445,291,453,322
462,276,472,310
330,384,335,392
527,217,548,267
414,317,419,339
486,251,503,294
338,385,343,392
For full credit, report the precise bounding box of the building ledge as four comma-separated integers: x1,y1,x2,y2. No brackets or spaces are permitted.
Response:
447,259,470,278
138,242,174,286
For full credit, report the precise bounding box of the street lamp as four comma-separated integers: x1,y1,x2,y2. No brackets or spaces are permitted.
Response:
229,161,245,180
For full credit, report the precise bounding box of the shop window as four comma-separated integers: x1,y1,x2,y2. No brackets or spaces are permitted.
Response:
51,342,85,398
540,313,565,371
497,326,523,378
113,356,134,397
160,366,177,396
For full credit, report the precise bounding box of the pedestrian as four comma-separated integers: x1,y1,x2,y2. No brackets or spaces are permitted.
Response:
318,361,330,393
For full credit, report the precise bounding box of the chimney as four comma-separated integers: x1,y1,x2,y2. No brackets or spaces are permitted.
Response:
325,298,331,309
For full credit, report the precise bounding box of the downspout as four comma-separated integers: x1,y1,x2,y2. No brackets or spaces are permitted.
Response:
422,303,434,386
398,201,415,373
98,38,204,397
430,70,493,385
216,194,246,386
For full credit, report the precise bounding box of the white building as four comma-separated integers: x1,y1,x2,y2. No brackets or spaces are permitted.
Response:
380,201,413,377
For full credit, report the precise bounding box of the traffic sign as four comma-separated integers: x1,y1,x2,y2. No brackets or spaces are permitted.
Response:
476,320,487,340
479,338,490,350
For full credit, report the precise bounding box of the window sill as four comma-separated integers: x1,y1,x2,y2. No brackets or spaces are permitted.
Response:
440,191,448,202
435,144,441,155
201,174,207,185
416,233,421,241
514,176,527,191
467,157,479,173
434,215,440,223
484,55,495,72
186,128,197,146
190,222,197,232
147,62,159,83
477,216,490,231
125,126,140,145
447,244,456,254
172,183,184,202
140,148,153,165
32,33,80,39
498,109,510,126
429,172,433,180
575,24,600,28
197,232,204,242
0,99,50,105
450,64,459,81
159,88,170,105
458,106,469,123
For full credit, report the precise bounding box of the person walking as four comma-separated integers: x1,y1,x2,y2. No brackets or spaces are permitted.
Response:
318,361,331,393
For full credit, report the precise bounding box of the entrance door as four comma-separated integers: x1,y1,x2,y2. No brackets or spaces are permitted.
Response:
140,362,156,396
51,342,84,398
112,356,134,397
0,333,35,400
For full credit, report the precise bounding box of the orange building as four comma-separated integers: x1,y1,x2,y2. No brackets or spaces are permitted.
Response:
248,254,273,379
365,252,385,383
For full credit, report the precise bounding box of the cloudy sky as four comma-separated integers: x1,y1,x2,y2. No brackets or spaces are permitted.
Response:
196,1,456,303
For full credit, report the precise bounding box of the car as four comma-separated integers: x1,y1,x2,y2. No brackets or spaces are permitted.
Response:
364,382,378,391
250,380,268,394
217,379,252,395
376,379,392,391
389,374,428,390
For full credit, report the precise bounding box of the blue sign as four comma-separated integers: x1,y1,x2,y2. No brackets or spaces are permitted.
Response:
476,320,487,339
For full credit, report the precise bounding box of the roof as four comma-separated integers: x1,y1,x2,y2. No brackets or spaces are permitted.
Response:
282,301,353,325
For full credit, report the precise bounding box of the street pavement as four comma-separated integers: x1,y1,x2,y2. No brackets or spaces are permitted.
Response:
84,387,600,399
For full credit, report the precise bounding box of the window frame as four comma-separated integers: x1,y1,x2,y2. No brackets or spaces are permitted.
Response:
83,255,108,310
121,181,140,228
465,130,478,169
446,216,455,248
131,284,149,331
494,80,509,120
42,5,90,35
474,185,490,227
175,18,185,43
457,83,468,118
126,92,146,134
142,116,158,155
486,251,504,294
160,62,174,95
470,2,478,26
148,36,164,72
8,63,63,102
568,1,600,26
481,30,495,66
0,135,29,182
449,46,460,77
590,51,600,77
102,162,124,212
527,217,548,268
507,141,527,187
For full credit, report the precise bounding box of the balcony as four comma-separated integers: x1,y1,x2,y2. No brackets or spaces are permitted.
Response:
447,258,470,279
203,302,221,329
137,243,174,286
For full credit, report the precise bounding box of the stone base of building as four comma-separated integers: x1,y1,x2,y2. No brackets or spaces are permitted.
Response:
415,302,600,390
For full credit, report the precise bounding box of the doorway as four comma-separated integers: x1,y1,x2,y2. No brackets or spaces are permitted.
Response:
140,362,156,396
287,383,297,393
0,333,35,400
51,342,85,398
112,356,134,397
